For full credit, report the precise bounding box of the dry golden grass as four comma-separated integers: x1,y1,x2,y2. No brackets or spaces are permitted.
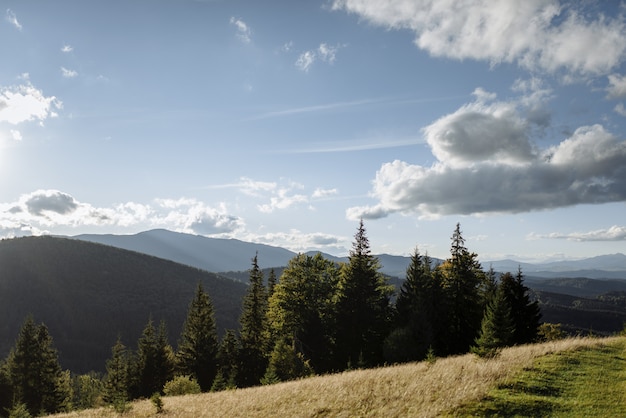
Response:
53,336,622,418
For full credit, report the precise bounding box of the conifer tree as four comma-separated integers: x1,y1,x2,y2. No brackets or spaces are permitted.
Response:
437,223,486,355
261,337,313,384
387,247,435,362
237,254,269,387
471,284,514,358
136,318,174,397
267,253,339,373
333,220,393,369
103,337,131,405
500,268,542,344
176,283,219,392
213,329,239,391
6,316,70,415
0,360,12,415
267,268,277,299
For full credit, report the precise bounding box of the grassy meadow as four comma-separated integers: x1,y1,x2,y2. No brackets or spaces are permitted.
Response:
53,336,625,418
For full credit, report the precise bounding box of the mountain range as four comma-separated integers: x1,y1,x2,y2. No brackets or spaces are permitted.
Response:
72,229,626,280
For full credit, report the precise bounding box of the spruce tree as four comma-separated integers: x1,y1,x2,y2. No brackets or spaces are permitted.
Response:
472,284,514,358
237,254,269,387
6,317,70,416
213,329,239,391
437,223,486,355
333,220,393,369
176,283,219,392
388,247,435,362
261,337,313,384
500,268,542,344
103,337,131,405
136,318,174,397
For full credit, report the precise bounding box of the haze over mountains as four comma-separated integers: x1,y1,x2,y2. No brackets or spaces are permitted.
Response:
72,229,626,280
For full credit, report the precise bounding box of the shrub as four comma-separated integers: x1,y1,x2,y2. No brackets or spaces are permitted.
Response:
163,375,201,396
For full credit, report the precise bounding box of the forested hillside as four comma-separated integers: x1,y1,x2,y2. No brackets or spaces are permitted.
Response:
0,236,247,373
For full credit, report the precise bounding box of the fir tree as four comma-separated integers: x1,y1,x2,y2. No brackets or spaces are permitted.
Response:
437,223,486,355
6,316,70,416
472,284,514,358
261,337,313,384
333,220,393,369
237,254,269,387
387,247,435,362
176,283,219,392
214,329,239,391
136,318,174,397
500,268,542,344
103,337,131,405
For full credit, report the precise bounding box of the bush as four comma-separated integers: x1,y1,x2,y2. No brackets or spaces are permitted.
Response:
538,323,566,341
163,375,201,396
151,393,164,414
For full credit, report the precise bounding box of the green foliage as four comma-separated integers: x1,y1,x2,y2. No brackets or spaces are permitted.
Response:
500,268,542,344
214,329,239,391
471,285,514,358
103,337,131,405
538,323,566,341
176,283,219,392
0,360,13,416
163,375,201,396
136,319,175,398
151,392,164,414
7,403,31,418
333,220,393,369
267,253,339,373
262,338,314,384
5,316,70,416
388,247,437,362
237,254,269,387
71,372,104,410
436,223,486,355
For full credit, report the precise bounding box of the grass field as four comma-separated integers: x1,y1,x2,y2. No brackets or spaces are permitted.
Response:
52,336,625,418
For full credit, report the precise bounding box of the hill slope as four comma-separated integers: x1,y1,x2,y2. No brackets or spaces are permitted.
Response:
52,337,624,418
0,236,247,374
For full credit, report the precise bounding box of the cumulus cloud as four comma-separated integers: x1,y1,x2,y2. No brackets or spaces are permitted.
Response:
0,82,62,125
347,93,626,219
332,0,626,76
5,9,22,31
61,45,73,53
61,67,78,78
0,191,244,238
252,229,346,253
312,188,339,199
230,17,251,43
296,43,343,72
531,225,626,241
257,181,308,213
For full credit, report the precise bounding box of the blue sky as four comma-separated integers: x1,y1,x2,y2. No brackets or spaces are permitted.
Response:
1,0,626,262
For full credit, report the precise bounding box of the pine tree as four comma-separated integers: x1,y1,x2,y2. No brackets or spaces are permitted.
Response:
437,223,486,355
237,254,269,387
333,220,393,369
500,268,542,344
176,283,219,392
472,284,514,358
6,316,70,416
103,337,131,405
266,253,339,373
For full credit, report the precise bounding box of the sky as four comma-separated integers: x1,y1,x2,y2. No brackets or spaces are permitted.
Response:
1,0,626,263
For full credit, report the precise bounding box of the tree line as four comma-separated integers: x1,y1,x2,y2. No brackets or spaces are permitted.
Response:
0,221,541,416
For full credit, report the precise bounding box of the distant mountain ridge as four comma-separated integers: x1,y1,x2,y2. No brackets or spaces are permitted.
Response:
72,229,626,279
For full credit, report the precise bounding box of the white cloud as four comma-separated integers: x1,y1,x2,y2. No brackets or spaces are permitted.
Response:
257,181,308,213
10,129,22,141
615,102,626,117
61,67,78,78
251,229,347,254
0,191,245,238
607,73,626,99
61,45,73,53
296,43,343,72
5,9,22,31
230,17,251,43
332,0,626,76
312,188,339,199
347,93,626,219
531,225,626,241
0,82,62,125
